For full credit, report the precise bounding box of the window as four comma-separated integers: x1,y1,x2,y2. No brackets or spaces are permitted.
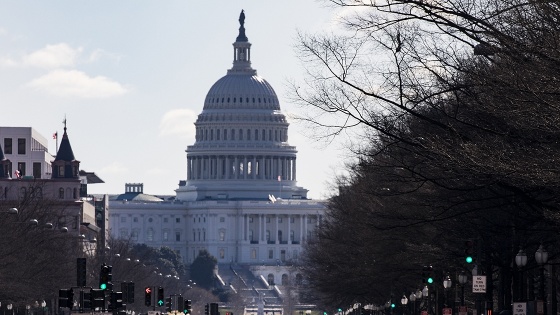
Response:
290,230,295,241
3,138,12,154
266,217,271,223
59,188,64,199
33,162,41,179
19,187,26,199
120,229,128,238
278,217,283,223
17,138,25,155
58,165,64,177
251,248,257,259
249,216,253,223
219,229,225,241
131,230,138,240
175,232,181,241
133,217,138,223
266,230,270,241
290,216,295,223
176,218,180,223
163,230,169,241
147,228,154,241
148,218,153,223
268,250,274,259
219,248,225,259
120,216,126,223
220,217,225,223
249,230,254,241
17,162,25,176
164,218,168,223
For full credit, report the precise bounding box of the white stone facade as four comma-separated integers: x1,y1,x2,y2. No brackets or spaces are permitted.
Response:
108,12,326,269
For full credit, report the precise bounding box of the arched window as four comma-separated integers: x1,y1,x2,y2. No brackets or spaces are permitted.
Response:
147,228,154,241
282,274,289,285
219,229,226,241
59,187,64,199
247,129,251,140
267,274,275,286
224,129,228,140
239,129,243,140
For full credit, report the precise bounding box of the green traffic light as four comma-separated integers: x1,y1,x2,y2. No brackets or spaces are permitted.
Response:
427,278,434,284
391,304,395,308
466,256,473,263
100,283,107,290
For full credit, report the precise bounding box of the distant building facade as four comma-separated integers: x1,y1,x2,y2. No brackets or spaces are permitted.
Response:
108,12,326,285
0,125,107,250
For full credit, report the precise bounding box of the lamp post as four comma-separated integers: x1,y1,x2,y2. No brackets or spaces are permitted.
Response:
443,275,452,307
535,244,549,315
409,292,417,315
515,248,528,301
422,286,429,315
458,271,468,306
401,295,409,315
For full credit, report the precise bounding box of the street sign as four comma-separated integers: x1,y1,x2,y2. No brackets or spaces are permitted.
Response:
443,308,452,315
472,275,487,293
513,302,526,315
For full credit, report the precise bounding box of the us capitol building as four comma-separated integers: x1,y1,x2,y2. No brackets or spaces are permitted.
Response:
108,11,326,292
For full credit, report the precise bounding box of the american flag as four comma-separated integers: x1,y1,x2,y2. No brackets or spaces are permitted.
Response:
278,175,281,181
53,132,58,139
14,170,21,179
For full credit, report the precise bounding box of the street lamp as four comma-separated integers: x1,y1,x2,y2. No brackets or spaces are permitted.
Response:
443,275,452,307
409,292,416,315
401,295,408,315
458,271,468,306
515,248,528,301
422,286,429,315
535,244,549,315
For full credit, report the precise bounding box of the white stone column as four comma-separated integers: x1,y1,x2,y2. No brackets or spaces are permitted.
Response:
275,215,279,243
234,156,239,179
226,156,231,179
293,158,297,181
287,214,291,243
252,156,257,179
244,156,248,179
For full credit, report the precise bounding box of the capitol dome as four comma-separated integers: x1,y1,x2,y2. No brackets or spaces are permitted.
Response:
176,10,308,202
204,75,280,111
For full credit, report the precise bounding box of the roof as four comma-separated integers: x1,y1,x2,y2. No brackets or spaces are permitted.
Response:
79,170,105,184
110,193,164,203
54,127,77,161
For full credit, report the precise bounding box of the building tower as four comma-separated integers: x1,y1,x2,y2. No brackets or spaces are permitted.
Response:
176,10,308,201
51,122,80,180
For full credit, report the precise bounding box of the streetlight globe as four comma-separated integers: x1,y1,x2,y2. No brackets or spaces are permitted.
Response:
443,275,452,289
409,293,416,302
515,248,528,267
401,295,408,305
458,272,468,285
535,244,548,265
416,289,422,299
422,286,429,297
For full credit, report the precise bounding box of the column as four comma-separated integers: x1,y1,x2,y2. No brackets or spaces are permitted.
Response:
252,156,257,179
234,156,239,179
260,156,265,179
226,156,231,179
293,158,297,181
287,215,291,244
244,156,248,179
275,215,279,243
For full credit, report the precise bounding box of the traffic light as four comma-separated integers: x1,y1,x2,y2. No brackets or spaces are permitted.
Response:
422,265,434,284
99,264,112,290
144,287,152,306
82,291,92,310
205,303,209,315
58,289,74,308
91,289,105,309
465,240,474,264
77,258,87,287
157,287,165,307
427,265,434,284
121,282,135,304
165,297,172,312
210,303,219,315
184,299,192,314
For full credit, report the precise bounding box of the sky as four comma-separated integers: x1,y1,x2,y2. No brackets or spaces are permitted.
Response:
0,1,349,199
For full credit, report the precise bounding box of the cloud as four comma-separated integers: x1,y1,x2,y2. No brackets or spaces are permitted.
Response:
100,162,129,174
88,49,122,64
26,69,128,98
159,109,197,138
22,43,82,68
